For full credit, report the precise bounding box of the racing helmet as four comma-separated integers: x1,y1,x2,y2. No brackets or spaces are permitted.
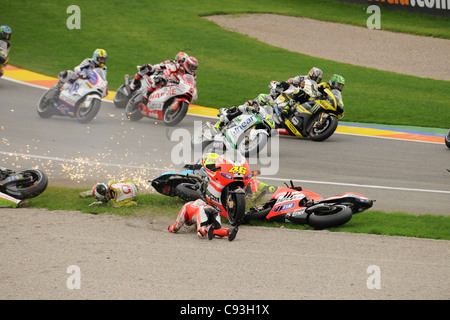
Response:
92,49,108,67
329,74,345,92
183,56,198,75
175,52,189,64
307,67,323,83
0,26,12,41
93,183,108,200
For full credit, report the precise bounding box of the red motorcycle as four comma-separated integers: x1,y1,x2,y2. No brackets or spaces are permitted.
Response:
174,151,253,226
244,181,374,229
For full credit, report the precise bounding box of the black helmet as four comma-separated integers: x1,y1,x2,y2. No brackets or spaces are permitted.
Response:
94,183,108,200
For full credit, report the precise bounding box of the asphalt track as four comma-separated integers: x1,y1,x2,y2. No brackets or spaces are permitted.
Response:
0,68,449,301
1,66,449,216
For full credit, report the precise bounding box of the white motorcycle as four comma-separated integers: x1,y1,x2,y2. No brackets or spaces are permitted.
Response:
191,105,275,157
125,70,197,126
37,68,108,123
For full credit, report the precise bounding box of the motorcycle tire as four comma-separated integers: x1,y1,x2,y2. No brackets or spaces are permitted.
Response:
225,190,246,227
76,96,101,124
3,169,48,200
191,122,215,153
238,131,269,158
126,93,144,121
307,204,353,229
113,84,131,109
163,100,189,126
445,129,450,149
309,114,339,142
174,183,201,202
37,88,58,119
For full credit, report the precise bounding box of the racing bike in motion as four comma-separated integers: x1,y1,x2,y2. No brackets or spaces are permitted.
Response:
37,68,108,123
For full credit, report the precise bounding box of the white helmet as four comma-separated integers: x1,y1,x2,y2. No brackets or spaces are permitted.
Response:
93,183,108,200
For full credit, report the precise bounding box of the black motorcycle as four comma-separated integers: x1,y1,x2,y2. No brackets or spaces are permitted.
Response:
0,167,48,200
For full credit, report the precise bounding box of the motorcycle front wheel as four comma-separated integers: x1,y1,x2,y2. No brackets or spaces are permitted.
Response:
309,114,339,141
37,88,58,119
113,84,131,109
307,204,353,229
238,131,269,158
126,93,144,121
445,129,450,149
76,96,101,123
163,100,189,126
225,189,246,227
3,169,48,200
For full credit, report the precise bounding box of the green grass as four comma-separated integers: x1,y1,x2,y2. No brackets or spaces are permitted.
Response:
24,187,450,241
2,0,450,128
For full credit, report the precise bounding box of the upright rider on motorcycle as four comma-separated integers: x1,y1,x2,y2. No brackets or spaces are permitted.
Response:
54,48,108,94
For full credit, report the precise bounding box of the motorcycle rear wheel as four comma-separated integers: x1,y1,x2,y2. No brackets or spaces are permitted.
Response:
309,114,338,141
174,183,201,202
445,129,450,149
163,100,189,126
238,131,269,158
126,93,144,121
225,190,246,227
76,96,101,123
114,84,131,109
307,204,353,229
3,169,48,200
37,88,58,118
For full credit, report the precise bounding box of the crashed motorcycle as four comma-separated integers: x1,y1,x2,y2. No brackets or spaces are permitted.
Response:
152,151,253,226
191,105,275,157
0,40,9,78
0,166,48,200
125,69,197,126
270,79,344,141
244,181,373,229
37,68,108,123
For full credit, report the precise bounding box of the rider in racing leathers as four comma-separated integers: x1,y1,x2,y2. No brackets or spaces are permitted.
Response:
138,54,198,107
270,67,323,117
168,198,239,241
54,48,108,92
79,179,139,207
128,51,192,92
0,25,12,77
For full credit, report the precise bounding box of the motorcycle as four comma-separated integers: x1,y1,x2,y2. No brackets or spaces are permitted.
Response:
270,79,344,141
113,65,154,109
125,69,197,126
243,181,373,229
37,68,108,123
191,105,275,157
0,166,48,200
0,40,9,77
445,129,450,149
151,151,253,226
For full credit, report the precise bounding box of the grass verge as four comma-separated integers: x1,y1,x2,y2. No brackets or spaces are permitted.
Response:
24,186,450,241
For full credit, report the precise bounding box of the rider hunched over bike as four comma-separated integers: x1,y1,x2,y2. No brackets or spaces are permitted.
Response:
136,52,198,106
0,25,12,77
272,67,323,117
54,48,108,92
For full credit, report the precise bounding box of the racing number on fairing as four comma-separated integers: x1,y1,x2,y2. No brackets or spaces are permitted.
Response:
229,166,247,175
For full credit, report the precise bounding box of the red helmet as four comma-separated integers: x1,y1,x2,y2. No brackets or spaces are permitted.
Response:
183,57,198,75
175,52,189,64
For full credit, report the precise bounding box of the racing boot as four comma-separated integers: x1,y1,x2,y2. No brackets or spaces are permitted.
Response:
208,225,238,241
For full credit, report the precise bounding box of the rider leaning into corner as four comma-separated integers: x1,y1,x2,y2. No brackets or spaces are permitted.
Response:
168,198,239,241
53,48,108,95
0,25,12,77
136,52,198,107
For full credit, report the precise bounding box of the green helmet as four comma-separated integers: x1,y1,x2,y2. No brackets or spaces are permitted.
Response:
329,74,345,92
